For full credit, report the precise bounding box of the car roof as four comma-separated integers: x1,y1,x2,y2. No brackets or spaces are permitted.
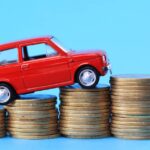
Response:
0,36,53,51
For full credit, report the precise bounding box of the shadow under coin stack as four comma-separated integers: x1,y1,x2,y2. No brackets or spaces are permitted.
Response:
110,75,150,139
5,95,59,139
59,84,111,138
0,108,5,138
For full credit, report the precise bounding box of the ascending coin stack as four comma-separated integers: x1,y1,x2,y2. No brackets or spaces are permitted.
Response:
110,75,150,139
0,108,5,137
59,84,111,138
5,95,59,139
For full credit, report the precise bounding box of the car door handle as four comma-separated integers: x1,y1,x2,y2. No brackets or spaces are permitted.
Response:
21,64,29,70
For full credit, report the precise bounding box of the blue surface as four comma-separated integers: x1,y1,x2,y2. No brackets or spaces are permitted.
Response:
1,0,150,149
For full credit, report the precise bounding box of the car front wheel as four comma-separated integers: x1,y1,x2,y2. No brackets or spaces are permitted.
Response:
76,66,100,88
0,83,17,105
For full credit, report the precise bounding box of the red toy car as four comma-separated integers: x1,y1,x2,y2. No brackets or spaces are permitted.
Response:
0,36,111,104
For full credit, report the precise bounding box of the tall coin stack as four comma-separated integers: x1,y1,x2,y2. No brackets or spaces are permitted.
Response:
0,108,5,138
59,84,111,138
110,75,150,139
5,95,59,139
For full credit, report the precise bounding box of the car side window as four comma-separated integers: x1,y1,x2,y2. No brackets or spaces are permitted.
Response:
22,43,58,61
0,48,18,65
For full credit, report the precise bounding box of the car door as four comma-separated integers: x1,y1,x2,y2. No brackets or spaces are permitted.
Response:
20,42,71,89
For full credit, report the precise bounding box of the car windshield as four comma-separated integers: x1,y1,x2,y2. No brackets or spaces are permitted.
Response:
51,37,72,53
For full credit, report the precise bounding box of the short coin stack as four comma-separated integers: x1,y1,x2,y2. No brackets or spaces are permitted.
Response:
5,94,59,139
59,84,111,138
110,75,150,139
0,108,5,138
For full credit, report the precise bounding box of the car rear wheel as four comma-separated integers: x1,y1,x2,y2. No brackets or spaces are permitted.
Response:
0,83,17,105
76,66,100,88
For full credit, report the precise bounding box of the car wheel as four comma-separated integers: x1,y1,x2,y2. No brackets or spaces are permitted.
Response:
0,83,17,105
76,66,100,88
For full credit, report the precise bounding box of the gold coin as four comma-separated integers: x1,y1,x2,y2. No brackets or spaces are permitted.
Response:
111,123,150,129
8,127,58,133
112,116,150,122
111,95,150,101
63,134,110,139
60,105,110,110
60,116,109,122
60,128,110,135
8,113,58,119
0,133,6,138
9,130,58,136
111,92,150,97
113,114,150,119
60,113,110,118
60,84,110,92
10,97,56,104
60,109,110,114
60,95,110,99
112,103,150,108
7,123,58,129
61,103,110,108
5,106,56,111
112,134,150,140
59,123,109,128
112,120,150,126
60,98,110,104
7,102,56,108
111,85,150,90
7,119,58,125
6,116,58,122
111,127,150,133
9,132,59,139
6,109,57,114
111,74,150,81
59,120,109,125
112,106,150,112
111,88,150,94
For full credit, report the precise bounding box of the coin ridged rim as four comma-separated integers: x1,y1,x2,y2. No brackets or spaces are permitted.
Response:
60,129,110,135
111,123,150,128
10,98,57,104
59,123,109,129
111,84,150,89
59,116,109,122
60,109,110,114
8,113,58,118
60,113,110,118
9,133,60,139
60,84,110,91
111,121,150,126
112,106,150,112
112,134,150,140
59,120,109,125
111,127,150,133
60,105,110,110
5,106,56,111
111,95,150,100
62,134,110,139
61,103,110,107
8,101,56,106
111,74,150,80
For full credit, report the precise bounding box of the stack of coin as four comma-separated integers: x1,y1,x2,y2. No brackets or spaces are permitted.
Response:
110,74,150,139
5,94,59,139
0,108,5,138
59,84,111,138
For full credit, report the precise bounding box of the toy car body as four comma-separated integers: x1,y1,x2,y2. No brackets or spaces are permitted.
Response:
0,36,110,104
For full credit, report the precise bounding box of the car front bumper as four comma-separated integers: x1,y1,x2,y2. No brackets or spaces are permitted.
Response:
103,64,112,74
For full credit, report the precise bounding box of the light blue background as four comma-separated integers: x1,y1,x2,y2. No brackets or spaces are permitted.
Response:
0,0,150,150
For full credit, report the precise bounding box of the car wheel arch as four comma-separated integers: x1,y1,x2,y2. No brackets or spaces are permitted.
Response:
0,81,17,94
74,64,100,82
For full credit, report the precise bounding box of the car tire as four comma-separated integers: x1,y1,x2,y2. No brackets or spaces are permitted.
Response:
0,83,17,105
76,66,100,88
